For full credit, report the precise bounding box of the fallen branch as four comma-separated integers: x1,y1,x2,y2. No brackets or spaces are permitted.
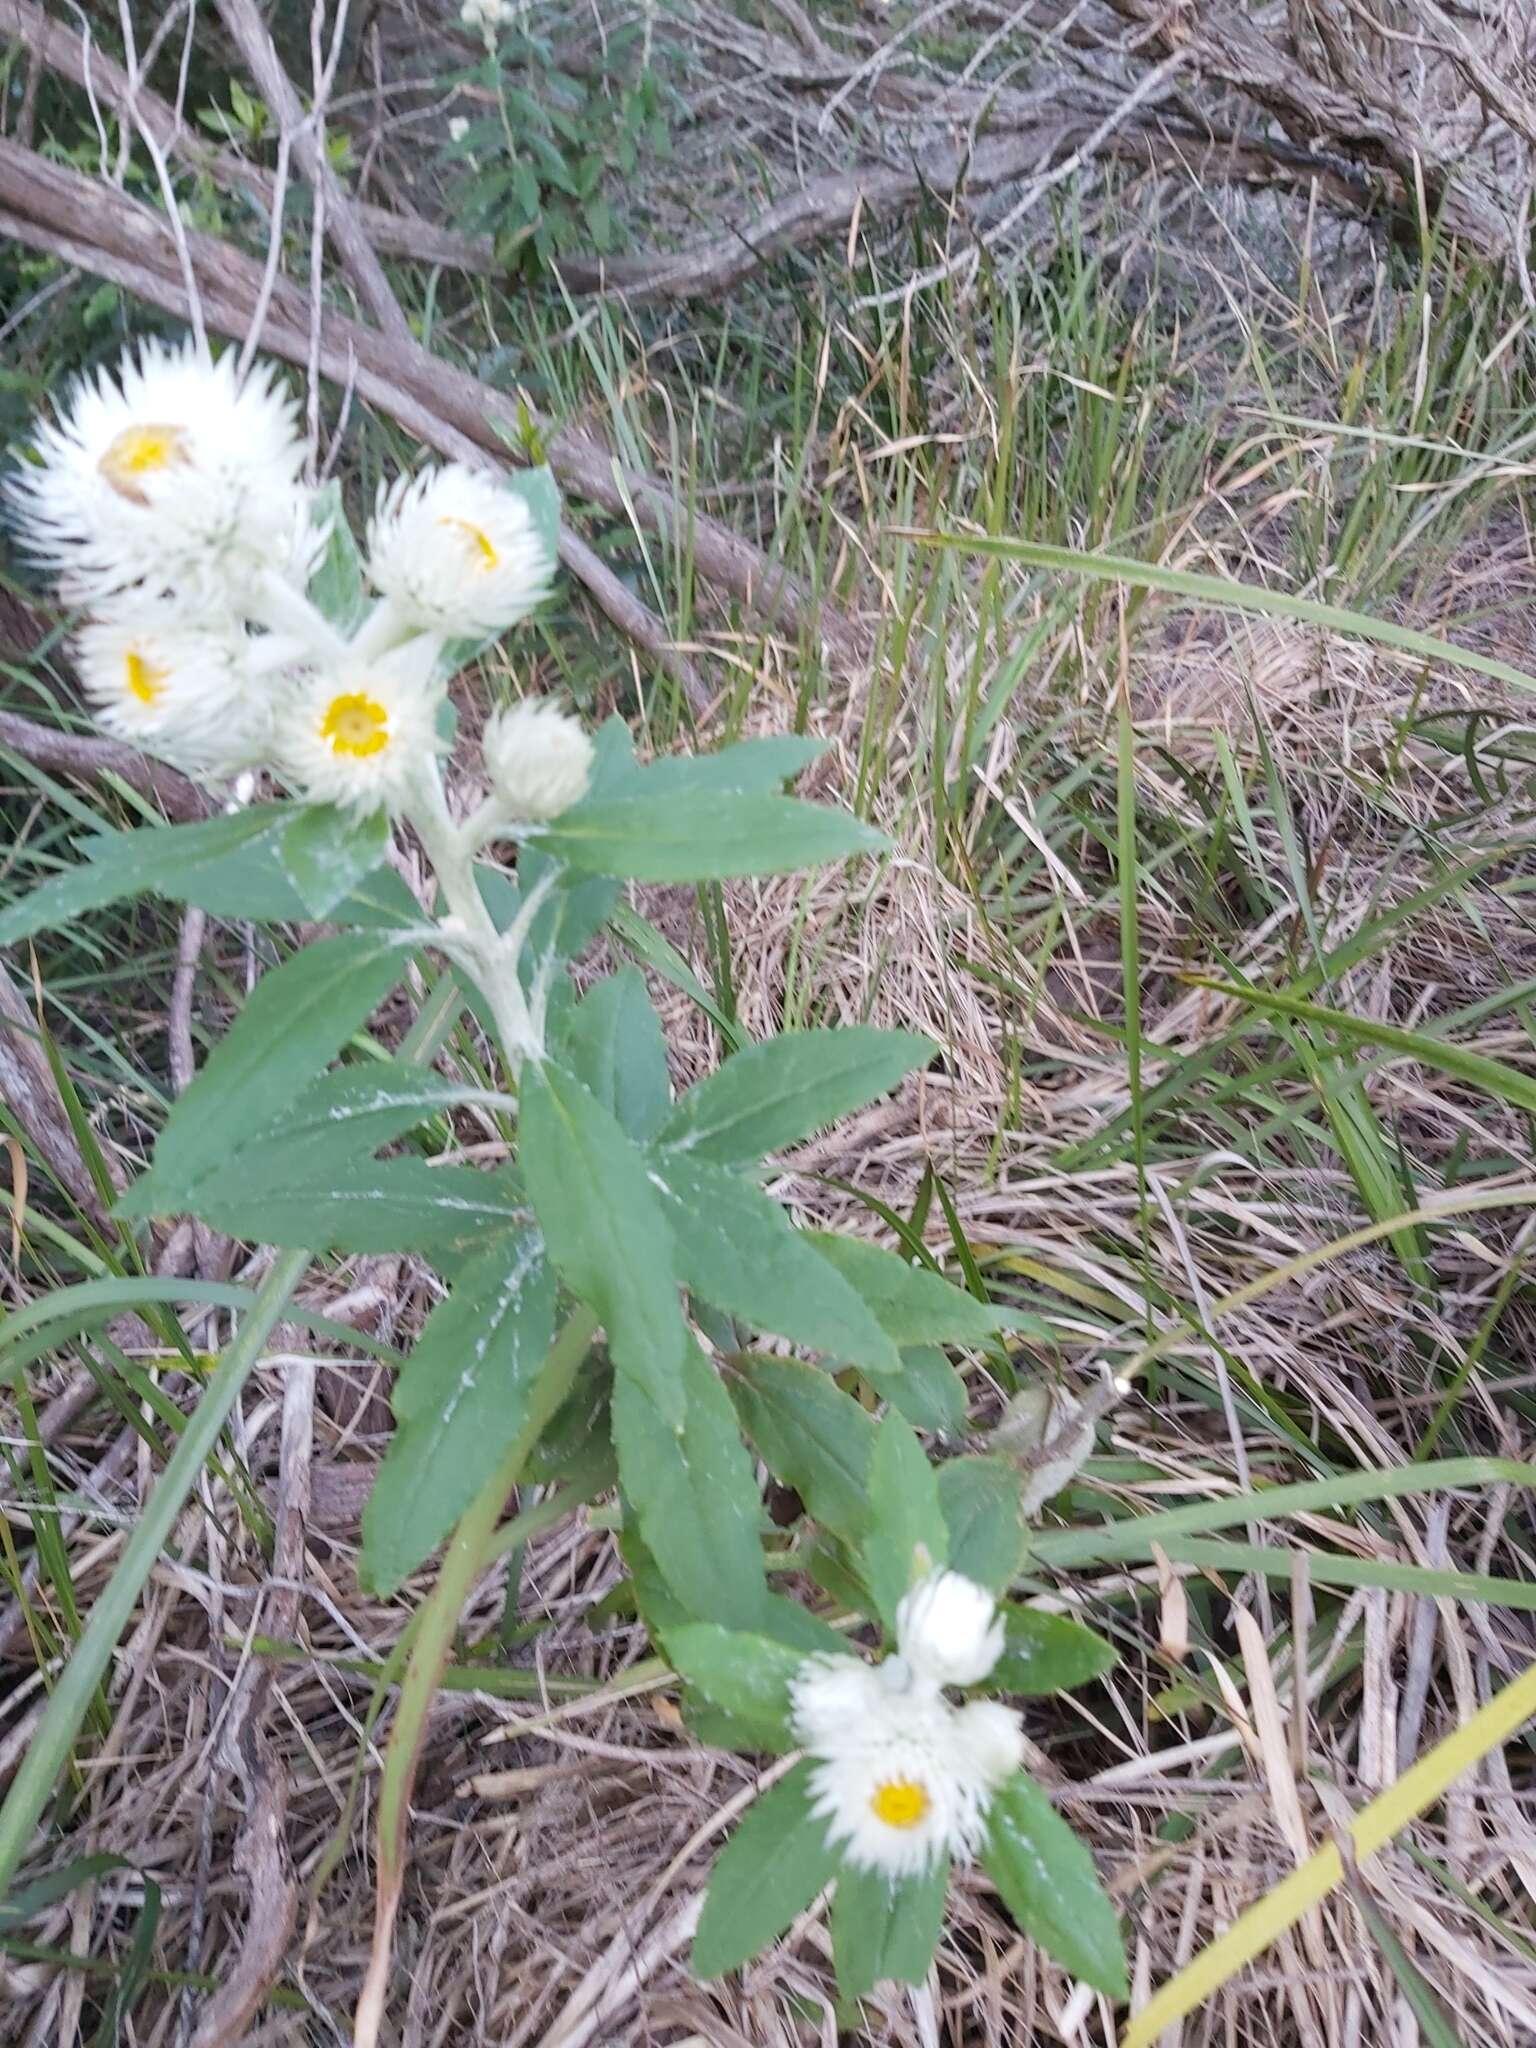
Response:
0,708,209,822
0,138,847,663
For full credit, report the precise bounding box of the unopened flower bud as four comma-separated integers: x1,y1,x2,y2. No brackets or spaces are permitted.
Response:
482,699,592,822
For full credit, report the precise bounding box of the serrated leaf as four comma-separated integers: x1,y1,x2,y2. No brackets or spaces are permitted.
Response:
532,792,886,882
864,1412,947,1630
118,932,411,1216
981,1774,1127,1997
613,1340,769,1628
560,968,671,1138
808,1234,1007,1347
692,1761,840,1979
360,1231,557,1591
279,805,390,918
663,1624,804,1751
659,1028,933,1163
992,1608,1118,1696
832,1860,949,2000
646,1154,902,1375
519,1060,688,1426
732,1355,876,1547
938,1457,1024,1593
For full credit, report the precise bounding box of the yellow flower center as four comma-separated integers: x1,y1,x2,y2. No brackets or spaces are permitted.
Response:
439,516,499,571
99,423,191,504
123,649,168,707
870,1778,931,1830
320,691,391,758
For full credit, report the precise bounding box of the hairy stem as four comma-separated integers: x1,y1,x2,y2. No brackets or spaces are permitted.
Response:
407,766,543,1066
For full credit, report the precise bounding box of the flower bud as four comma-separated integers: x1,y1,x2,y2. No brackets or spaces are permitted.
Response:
896,1569,1006,1688
482,699,593,822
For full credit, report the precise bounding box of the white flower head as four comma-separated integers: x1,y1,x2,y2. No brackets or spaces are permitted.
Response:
11,339,315,609
482,698,592,822
791,1653,1022,1878
448,116,470,143
366,464,555,637
275,638,444,815
73,606,277,775
897,1569,1006,1689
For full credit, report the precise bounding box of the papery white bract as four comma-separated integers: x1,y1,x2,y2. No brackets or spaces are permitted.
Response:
10,340,315,608
791,1654,1023,1878
275,639,444,815
365,464,555,636
73,608,276,774
897,1569,1006,1688
482,698,593,821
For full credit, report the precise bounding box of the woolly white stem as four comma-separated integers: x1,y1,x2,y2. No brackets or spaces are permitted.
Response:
406,764,544,1069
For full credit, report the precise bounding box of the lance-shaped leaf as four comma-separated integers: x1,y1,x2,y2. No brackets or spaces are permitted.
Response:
532,791,887,882
659,1027,933,1163
832,1860,949,2000
560,968,672,1139
693,1760,841,1979
981,1774,1127,1997
361,1230,557,1593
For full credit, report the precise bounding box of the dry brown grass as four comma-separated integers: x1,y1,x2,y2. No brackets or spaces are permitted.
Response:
7,507,1536,2046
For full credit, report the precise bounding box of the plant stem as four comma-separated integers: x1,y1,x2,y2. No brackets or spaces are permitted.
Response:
0,1242,314,1897
353,1305,598,2047
407,766,543,1066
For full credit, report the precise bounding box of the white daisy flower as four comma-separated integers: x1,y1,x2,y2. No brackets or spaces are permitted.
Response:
897,1569,1007,1689
275,639,444,816
791,1654,1023,1878
482,699,592,821
365,464,555,637
73,608,277,774
10,339,315,609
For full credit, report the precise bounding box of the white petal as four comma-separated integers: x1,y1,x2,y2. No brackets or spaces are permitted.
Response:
366,464,555,636
897,1569,1006,1688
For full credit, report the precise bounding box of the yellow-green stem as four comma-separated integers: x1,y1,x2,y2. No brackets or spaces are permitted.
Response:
353,1305,599,2046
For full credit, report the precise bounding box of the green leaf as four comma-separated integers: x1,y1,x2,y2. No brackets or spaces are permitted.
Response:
981,1774,1127,1997
118,932,411,1216
232,1064,501,1180
306,481,369,631
692,1761,840,1979
832,1860,949,2000
361,1231,557,1592
659,1028,933,1163
604,734,828,799
864,1412,947,1630
646,1155,902,1375
560,968,672,1138
808,1234,1007,1347
1190,976,1536,1120
938,1457,1024,1593
613,1340,769,1628
533,792,887,882
280,805,391,918
519,1060,688,1426
927,533,1536,698
662,1624,805,1751
992,1608,1118,1696
884,1345,969,1433
0,810,287,946
191,1159,526,1260
732,1355,876,1547
502,464,560,562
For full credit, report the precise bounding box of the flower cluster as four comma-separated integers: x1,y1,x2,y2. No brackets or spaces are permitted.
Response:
460,0,510,33
792,1569,1023,1877
10,339,582,822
